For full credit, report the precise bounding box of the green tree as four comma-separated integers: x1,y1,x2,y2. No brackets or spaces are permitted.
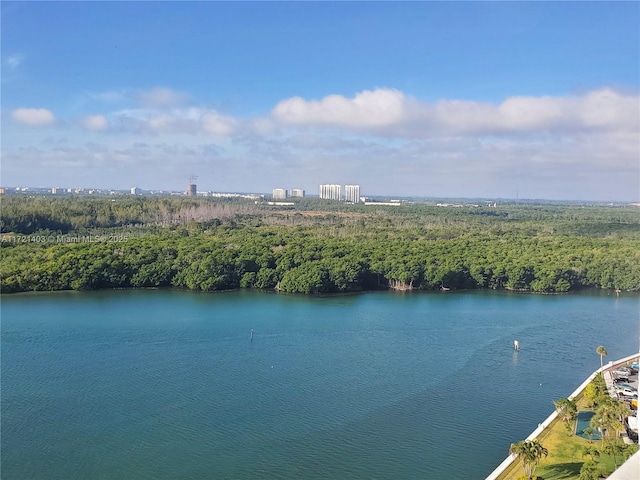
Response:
553,397,578,436
254,268,278,289
603,443,625,470
596,345,607,370
509,439,548,480
278,263,332,294
581,445,600,461
578,460,599,480
589,372,610,406
240,271,257,288
590,402,625,445
583,427,595,444
583,383,597,408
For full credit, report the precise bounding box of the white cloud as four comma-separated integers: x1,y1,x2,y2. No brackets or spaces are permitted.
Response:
146,111,196,134
272,88,407,128
576,88,638,130
249,117,278,136
272,87,639,137
111,107,236,137
82,115,109,131
201,111,236,136
5,53,24,70
138,87,191,108
4,86,637,200
11,108,57,127
0,141,230,188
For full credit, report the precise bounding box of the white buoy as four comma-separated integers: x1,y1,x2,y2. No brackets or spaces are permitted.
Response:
514,340,520,351
250,329,254,341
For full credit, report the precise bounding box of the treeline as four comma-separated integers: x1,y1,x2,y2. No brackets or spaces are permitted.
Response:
2,224,639,294
2,196,640,238
0,196,264,233
2,196,639,294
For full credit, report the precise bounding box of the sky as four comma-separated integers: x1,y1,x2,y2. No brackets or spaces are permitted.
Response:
2,1,639,201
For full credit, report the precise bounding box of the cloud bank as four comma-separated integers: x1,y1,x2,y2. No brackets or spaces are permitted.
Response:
13,86,638,140
4,86,639,200
272,87,639,137
107,107,237,137
272,89,407,128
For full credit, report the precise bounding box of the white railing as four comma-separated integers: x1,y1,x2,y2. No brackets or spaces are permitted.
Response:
484,353,640,480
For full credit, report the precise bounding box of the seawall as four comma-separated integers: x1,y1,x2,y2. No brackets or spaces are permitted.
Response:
484,352,640,480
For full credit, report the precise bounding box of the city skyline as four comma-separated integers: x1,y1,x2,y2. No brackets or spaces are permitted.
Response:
2,2,639,201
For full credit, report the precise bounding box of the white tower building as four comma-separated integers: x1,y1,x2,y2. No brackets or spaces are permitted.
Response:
272,188,288,200
319,184,341,200
344,185,361,203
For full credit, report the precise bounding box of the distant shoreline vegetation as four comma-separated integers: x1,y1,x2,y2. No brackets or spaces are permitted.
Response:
1,196,639,294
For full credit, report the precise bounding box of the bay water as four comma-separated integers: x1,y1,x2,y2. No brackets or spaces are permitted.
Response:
2,289,639,479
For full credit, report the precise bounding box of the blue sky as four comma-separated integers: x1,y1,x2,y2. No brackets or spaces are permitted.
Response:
2,1,639,200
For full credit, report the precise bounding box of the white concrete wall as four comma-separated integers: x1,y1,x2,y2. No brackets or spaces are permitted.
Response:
484,353,640,480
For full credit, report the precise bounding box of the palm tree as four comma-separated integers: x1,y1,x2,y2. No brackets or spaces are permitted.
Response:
596,345,607,370
583,426,595,443
509,439,549,480
590,402,625,445
581,445,600,461
554,397,578,435
608,401,630,440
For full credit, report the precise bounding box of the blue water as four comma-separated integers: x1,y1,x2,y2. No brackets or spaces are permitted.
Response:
576,411,601,440
1,289,639,479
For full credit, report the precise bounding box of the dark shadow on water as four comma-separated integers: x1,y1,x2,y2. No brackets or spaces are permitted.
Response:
540,461,583,479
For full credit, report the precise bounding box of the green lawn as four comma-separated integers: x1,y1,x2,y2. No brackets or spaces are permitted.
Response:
496,394,633,480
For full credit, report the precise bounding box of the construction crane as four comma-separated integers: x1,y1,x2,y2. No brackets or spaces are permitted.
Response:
187,175,198,196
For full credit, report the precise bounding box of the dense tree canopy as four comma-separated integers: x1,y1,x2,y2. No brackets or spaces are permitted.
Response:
1,196,639,294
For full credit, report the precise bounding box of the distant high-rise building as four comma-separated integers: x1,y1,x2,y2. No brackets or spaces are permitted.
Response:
344,185,361,203
131,187,141,195
51,187,63,194
187,175,198,196
319,184,341,200
290,189,305,198
272,188,287,200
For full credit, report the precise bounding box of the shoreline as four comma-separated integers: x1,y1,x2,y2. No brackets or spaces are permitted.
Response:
484,353,640,480
1,284,633,297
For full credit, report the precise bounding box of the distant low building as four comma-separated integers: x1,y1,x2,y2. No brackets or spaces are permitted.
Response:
363,201,402,206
